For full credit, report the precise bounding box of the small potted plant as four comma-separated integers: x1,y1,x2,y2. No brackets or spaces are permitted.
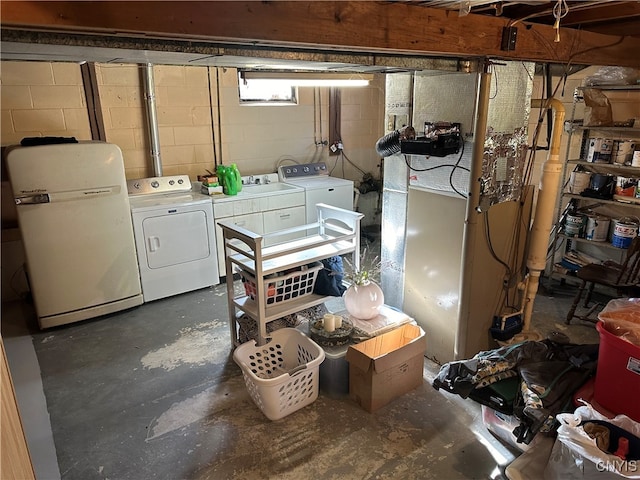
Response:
342,249,385,320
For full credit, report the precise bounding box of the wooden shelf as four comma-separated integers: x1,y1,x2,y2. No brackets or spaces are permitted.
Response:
558,233,628,251
227,235,358,277
567,125,640,134
562,193,640,209
233,294,329,323
577,85,640,92
219,203,364,346
568,160,640,173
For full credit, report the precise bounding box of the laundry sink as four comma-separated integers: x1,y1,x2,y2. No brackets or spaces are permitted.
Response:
206,181,304,203
240,182,301,195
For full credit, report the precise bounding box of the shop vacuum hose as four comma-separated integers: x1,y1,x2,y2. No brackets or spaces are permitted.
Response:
375,125,416,157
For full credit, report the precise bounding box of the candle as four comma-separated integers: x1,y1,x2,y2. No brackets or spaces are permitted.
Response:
334,315,343,329
323,314,336,333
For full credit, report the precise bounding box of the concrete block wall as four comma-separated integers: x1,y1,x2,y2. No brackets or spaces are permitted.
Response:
94,63,146,179
213,67,324,176
212,67,384,186
96,63,217,179
0,61,92,145
1,61,384,186
337,74,385,185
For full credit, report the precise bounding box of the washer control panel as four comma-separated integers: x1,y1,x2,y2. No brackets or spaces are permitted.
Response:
278,162,330,180
127,175,192,196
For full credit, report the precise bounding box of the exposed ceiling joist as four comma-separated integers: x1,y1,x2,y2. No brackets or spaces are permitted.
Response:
412,1,640,37
1,1,639,69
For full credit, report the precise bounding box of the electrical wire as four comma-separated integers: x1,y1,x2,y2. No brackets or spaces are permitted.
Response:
448,140,468,198
489,67,499,100
403,156,470,173
402,138,469,198
552,0,570,43
328,152,342,177
340,150,368,176
507,0,608,28
484,208,513,277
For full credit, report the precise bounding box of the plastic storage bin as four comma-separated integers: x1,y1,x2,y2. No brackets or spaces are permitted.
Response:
594,321,640,422
240,262,323,306
319,342,350,395
233,328,325,420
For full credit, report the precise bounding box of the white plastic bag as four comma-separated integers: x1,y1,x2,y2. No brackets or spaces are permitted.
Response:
544,402,640,479
584,67,640,86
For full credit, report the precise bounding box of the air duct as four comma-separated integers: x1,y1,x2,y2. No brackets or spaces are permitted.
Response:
143,63,162,176
375,125,416,157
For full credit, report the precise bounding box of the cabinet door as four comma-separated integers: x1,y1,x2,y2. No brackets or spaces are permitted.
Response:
216,213,263,277
263,206,306,246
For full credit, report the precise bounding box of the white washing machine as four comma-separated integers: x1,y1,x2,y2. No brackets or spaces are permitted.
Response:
279,162,354,224
128,175,219,302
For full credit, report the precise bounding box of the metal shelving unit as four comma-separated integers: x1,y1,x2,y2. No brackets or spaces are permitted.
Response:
547,85,640,284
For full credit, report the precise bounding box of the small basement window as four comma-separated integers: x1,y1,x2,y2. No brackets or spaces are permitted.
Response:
238,73,297,105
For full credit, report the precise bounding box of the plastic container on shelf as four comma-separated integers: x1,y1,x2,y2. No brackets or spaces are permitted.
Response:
240,262,323,306
233,328,325,420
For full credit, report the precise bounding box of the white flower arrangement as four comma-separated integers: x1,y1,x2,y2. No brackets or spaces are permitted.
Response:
342,248,385,286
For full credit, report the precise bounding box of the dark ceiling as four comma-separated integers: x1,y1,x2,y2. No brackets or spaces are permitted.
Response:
409,1,640,38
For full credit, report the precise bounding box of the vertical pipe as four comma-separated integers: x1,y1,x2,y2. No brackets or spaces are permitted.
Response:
455,60,492,360
215,68,224,166
143,63,162,176
522,98,565,330
207,67,218,167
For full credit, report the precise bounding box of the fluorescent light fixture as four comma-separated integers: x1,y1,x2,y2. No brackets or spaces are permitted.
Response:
241,71,372,87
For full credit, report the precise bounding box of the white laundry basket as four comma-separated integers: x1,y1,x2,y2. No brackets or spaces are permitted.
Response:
233,328,325,420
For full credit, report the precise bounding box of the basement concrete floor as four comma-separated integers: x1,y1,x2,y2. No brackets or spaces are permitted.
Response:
2,276,604,480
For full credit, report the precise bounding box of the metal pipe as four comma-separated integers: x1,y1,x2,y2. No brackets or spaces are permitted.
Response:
454,60,491,360
522,97,566,330
143,63,162,176
215,68,223,167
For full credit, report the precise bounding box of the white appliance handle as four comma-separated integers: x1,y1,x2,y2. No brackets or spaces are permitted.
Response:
14,193,51,205
15,186,120,205
147,236,161,252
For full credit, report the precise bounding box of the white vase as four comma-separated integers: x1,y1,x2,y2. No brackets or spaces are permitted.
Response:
343,281,384,320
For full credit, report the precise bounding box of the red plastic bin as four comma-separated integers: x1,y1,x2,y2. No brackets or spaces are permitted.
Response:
594,321,640,422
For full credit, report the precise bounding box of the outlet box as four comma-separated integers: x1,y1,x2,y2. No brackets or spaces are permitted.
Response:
501,27,518,51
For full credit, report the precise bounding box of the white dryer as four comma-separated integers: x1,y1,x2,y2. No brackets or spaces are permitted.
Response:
128,175,219,302
279,162,354,224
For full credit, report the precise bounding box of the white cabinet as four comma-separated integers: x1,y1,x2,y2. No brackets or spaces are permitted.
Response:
263,206,306,244
212,190,305,277
218,204,363,346
547,84,640,284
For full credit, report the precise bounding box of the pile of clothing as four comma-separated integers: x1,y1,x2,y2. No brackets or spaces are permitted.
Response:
433,338,599,445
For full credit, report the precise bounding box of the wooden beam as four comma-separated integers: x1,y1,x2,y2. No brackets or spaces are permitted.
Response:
1,1,639,67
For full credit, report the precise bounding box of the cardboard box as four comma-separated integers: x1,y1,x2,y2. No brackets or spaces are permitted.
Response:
345,324,426,412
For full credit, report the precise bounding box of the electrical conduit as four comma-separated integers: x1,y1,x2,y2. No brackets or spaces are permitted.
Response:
523,98,565,331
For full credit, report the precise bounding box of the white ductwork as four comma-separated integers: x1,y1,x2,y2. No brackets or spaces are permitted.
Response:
143,63,162,177
522,97,566,331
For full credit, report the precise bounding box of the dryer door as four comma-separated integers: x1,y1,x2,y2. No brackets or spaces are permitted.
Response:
142,210,211,268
